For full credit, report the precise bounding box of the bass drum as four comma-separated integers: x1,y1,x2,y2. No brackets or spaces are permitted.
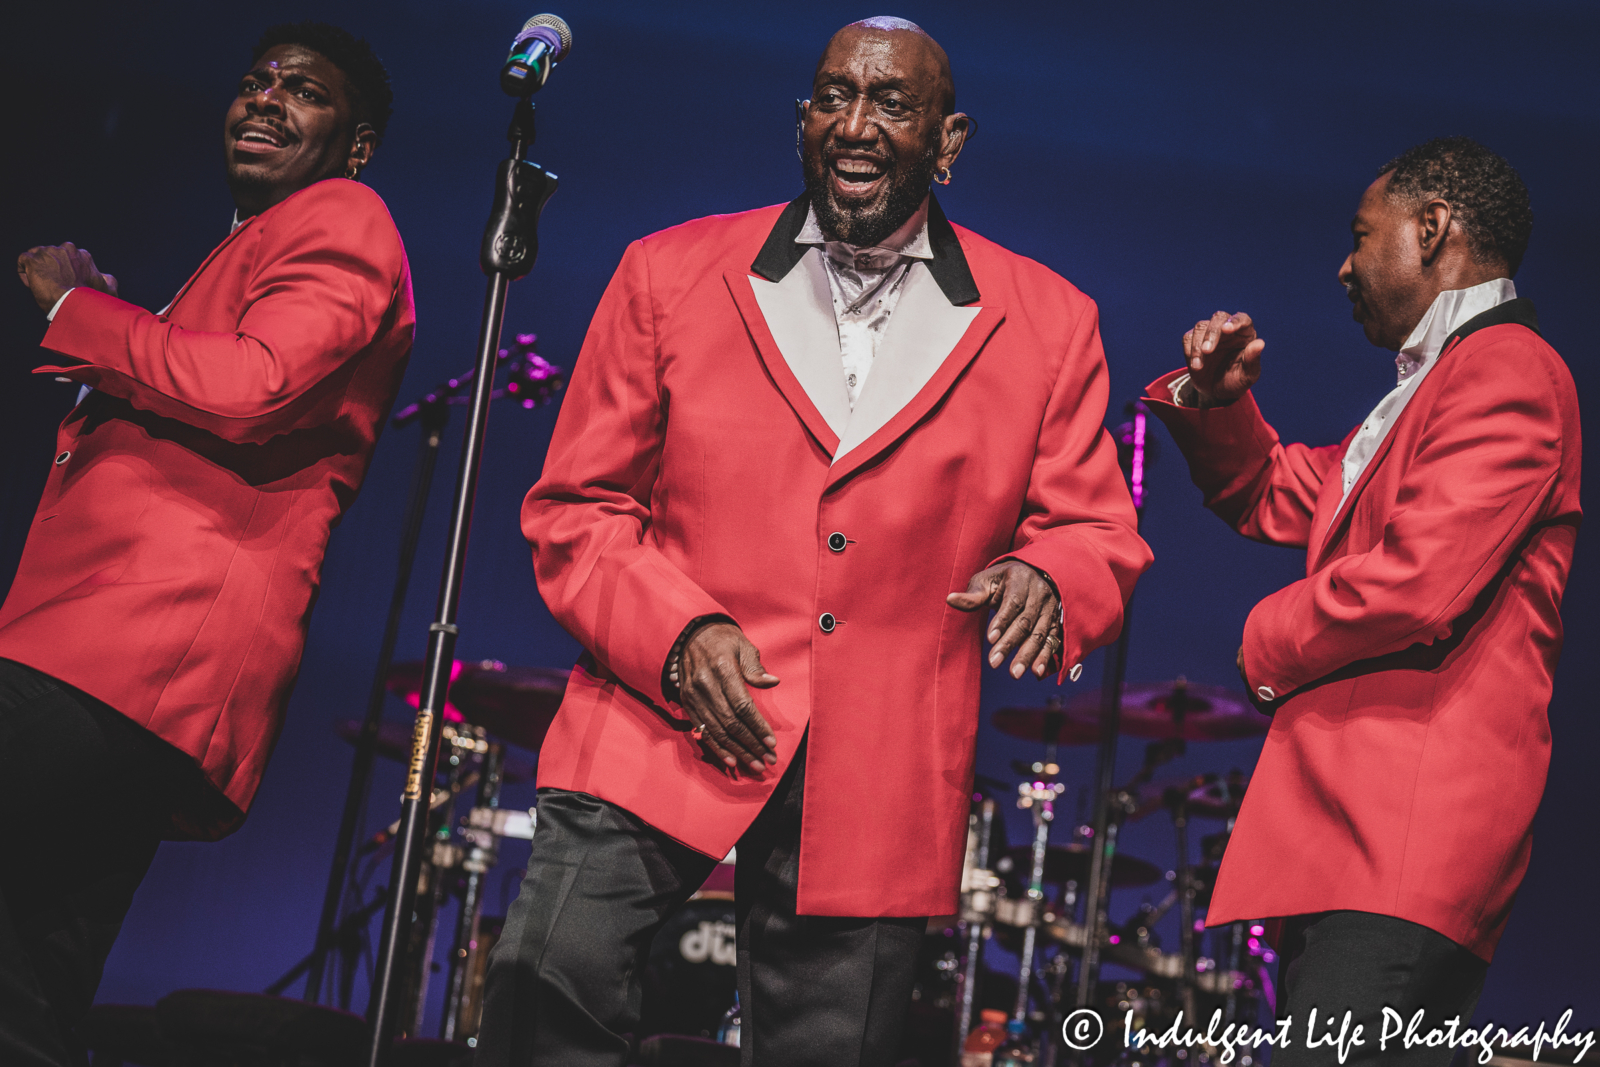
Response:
638,896,739,1040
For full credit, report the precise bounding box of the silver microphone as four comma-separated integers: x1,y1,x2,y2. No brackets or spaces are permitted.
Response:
500,14,573,96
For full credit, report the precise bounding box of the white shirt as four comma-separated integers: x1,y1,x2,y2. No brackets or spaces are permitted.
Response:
796,198,933,407
1334,277,1517,513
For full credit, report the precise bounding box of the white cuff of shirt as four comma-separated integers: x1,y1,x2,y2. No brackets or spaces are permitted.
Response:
1168,372,1234,410
46,289,74,322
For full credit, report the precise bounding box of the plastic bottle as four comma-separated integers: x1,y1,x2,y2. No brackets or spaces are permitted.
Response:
960,1009,1010,1067
993,1019,1036,1066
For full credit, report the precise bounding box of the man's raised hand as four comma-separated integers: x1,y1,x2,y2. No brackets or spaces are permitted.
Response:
16,242,118,313
1183,310,1263,404
947,561,1063,680
678,622,780,775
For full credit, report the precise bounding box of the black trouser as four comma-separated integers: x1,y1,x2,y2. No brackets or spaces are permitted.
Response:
473,738,926,1067
1271,910,1490,1067
0,659,184,1067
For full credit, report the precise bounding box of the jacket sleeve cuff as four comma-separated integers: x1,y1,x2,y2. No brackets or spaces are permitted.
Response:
991,543,1119,685
1241,588,1305,703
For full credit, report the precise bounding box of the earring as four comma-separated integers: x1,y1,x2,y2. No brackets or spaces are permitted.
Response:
934,166,952,185
345,161,360,180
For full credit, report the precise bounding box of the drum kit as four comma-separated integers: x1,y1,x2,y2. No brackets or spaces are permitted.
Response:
327,669,1274,1065
920,678,1277,1067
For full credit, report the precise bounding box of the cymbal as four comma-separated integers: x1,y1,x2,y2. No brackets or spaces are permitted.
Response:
1128,770,1250,821
992,704,1103,745
386,659,569,752
1067,680,1266,740
335,720,535,783
995,843,1162,888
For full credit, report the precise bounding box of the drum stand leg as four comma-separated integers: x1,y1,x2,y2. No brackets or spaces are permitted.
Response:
1039,947,1074,1067
1172,800,1198,1027
1222,921,1246,1024
954,799,998,1065
441,739,505,1042
1014,774,1061,1025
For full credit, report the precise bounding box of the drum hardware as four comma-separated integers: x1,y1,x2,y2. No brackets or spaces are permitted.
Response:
384,658,570,753
954,798,1000,1056
996,844,1162,890
440,737,506,1043
1065,679,1268,742
1011,776,1065,1024
336,719,536,783
464,804,537,841
306,336,564,1010
1169,786,1201,1028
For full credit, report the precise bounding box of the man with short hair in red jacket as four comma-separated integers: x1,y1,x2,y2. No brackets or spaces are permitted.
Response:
1148,137,1580,1066
4,22,413,1065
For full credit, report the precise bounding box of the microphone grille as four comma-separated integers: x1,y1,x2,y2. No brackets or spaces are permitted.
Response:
519,14,573,60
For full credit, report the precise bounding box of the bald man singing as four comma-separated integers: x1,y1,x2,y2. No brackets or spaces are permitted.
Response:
473,19,1149,1066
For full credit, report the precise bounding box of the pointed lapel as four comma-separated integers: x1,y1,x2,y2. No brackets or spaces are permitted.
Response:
724,268,842,456
1304,427,1362,568
827,305,1005,489
746,249,851,438
835,263,982,461
1308,297,1541,569
1311,414,1404,570
163,214,260,317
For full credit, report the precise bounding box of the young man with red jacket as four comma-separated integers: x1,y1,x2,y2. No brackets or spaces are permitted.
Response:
5,23,413,1065
1148,138,1579,1066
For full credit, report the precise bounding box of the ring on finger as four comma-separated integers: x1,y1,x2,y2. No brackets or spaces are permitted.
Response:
690,723,706,741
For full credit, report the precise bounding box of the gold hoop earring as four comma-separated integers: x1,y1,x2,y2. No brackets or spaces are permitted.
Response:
345,161,360,180
934,166,952,185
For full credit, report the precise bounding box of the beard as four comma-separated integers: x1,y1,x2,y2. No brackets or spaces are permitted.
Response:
803,133,940,248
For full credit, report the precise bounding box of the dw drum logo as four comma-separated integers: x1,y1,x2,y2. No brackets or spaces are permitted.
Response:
678,920,737,967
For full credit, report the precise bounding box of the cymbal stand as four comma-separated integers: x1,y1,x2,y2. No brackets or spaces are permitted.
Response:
441,735,506,1042
953,799,999,1061
1073,401,1149,1017
1014,772,1064,1027
1222,921,1247,1024
1169,792,1199,1027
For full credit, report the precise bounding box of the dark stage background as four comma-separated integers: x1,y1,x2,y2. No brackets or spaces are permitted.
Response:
3,0,1595,1043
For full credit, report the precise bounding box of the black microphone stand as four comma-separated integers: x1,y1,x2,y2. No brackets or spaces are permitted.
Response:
362,95,557,1066
299,398,447,1007
286,333,562,1009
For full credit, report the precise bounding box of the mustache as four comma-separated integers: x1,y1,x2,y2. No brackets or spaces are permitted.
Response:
816,136,893,169
231,118,292,139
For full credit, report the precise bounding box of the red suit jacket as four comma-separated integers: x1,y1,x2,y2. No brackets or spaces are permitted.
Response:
1146,300,1580,959
524,193,1151,917
0,179,414,838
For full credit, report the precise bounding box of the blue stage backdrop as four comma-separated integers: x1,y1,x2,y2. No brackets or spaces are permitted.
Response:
3,0,1595,1041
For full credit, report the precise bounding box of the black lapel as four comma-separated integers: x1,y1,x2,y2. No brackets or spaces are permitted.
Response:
750,192,813,282
748,190,982,306
1444,297,1539,349
924,192,981,306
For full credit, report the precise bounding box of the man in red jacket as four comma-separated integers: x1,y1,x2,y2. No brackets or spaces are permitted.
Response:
4,23,413,1066
1147,139,1579,1065
474,17,1149,1067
